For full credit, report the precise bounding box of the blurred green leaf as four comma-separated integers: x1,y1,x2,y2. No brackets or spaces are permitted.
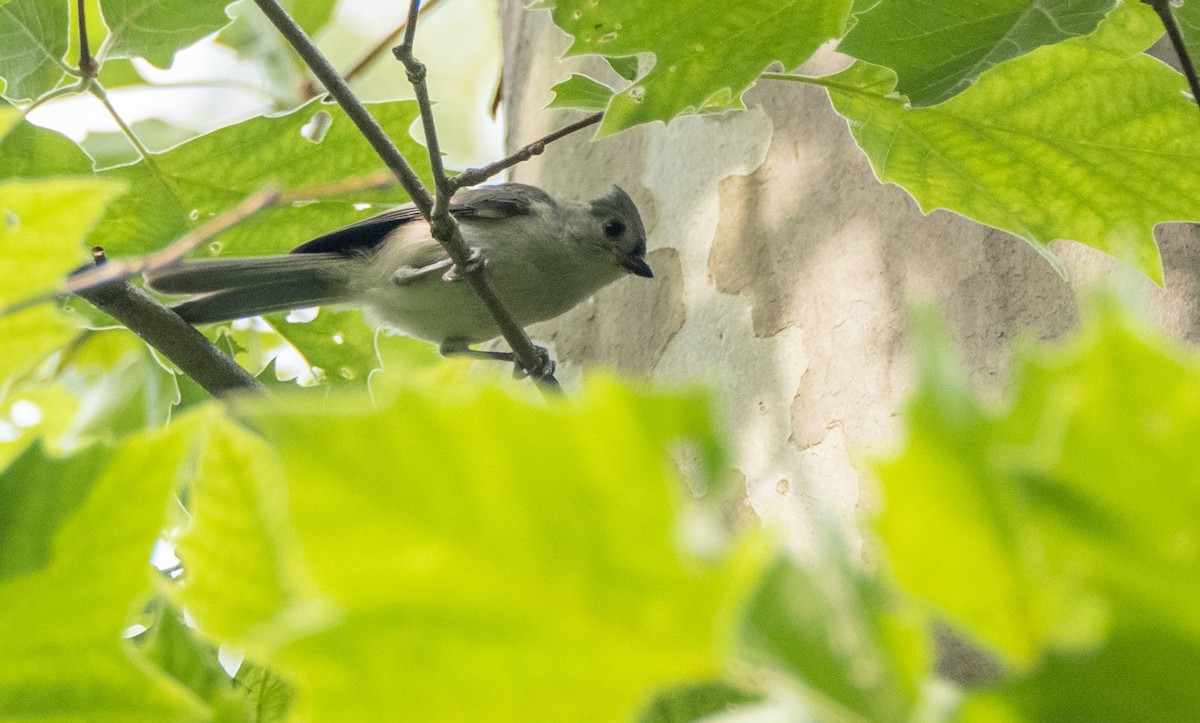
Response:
281,0,336,36
827,3,1185,283
267,308,379,386
172,409,308,648
636,681,763,723
0,420,206,720
0,176,125,391
963,613,1200,722
549,73,616,111
0,0,70,102
136,597,233,705
184,376,761,721
877,295,1200,672
232,661,294,723
90,100,428,257
0,441,111,582
739,545,929,722
839,0,1117,106
99,0,236,69
547,0,853,136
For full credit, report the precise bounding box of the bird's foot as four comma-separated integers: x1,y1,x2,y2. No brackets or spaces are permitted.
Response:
442,247,485,282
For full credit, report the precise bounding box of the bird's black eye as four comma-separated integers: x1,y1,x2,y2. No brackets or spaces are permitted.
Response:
603,219,625,238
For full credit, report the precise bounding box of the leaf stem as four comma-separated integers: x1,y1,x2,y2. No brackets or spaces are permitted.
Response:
76,0,98,78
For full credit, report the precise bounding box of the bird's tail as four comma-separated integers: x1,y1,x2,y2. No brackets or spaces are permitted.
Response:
145,253,357,324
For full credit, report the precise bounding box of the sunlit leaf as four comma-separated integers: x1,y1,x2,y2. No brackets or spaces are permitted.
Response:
826,3,1186,283
99,0,236,69
549,73,616,111
546,0,853,136
739,544,929,722
188,376,760,721
877,297,1200,667
90,100,429,258
0,421,206,720
839,0,1117,106
0,177,125,390
172,409,307,649
266,308,379,386
0,0,70,102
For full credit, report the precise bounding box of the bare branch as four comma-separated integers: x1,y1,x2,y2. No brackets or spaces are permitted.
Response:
78,249,264,397
251,0,561,391
452,112,602,190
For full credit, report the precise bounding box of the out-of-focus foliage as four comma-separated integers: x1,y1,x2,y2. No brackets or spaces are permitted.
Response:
2,0,1200,721
878,297,1200,719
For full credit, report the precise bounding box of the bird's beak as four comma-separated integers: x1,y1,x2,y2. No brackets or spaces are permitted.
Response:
620,255,654,278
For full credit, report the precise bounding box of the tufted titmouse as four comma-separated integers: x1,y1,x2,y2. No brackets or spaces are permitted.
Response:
146,183,652,360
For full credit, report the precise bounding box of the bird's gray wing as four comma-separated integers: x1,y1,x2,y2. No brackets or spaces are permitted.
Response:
290,182,553,256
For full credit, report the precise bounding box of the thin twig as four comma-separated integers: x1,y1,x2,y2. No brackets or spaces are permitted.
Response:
78,249,264,397
76,0,98,77
251,0,561,391
1144,0,1200,113
452,112,602,190
1,188,281,317
298,0,446,99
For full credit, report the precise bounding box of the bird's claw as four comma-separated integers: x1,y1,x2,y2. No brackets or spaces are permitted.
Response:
442,247,486,282
513,346,555,381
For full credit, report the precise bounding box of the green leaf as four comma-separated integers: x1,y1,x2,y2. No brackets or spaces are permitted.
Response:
839,0,1117,107
636,682,763,723
607,54,640,81
826,2,1184,283
0,106,93,179
135,598,233,706
281,0,335,36
547,0,853,136
172,409,306,648
877,297,1200,667
231,661,294,723
738,547,929,722
1173,1,1200,74
0,421,206,720
99,0,236,69
0,442,112,582
549,73,617,111
206,377,761,721
0,0,70,102
0,177,125,389
90,100,428,257
266,308,380,386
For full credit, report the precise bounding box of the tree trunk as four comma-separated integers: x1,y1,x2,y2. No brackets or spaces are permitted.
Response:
499,2,1200,556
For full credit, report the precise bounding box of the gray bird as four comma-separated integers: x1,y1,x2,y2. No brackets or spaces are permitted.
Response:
145,183,652,363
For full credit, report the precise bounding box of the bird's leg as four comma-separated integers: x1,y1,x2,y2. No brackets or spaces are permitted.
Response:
442,247,486,282
439,338,515,363
439,339,555,380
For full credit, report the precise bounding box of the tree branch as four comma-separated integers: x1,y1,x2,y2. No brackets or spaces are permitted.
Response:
251,0,561,391
1144,0,1200,113
79,249,264,397
451,112,602,190
75,0,98,77
298,0,447,99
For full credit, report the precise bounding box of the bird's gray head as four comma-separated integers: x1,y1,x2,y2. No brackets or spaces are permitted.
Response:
585,186,652,278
